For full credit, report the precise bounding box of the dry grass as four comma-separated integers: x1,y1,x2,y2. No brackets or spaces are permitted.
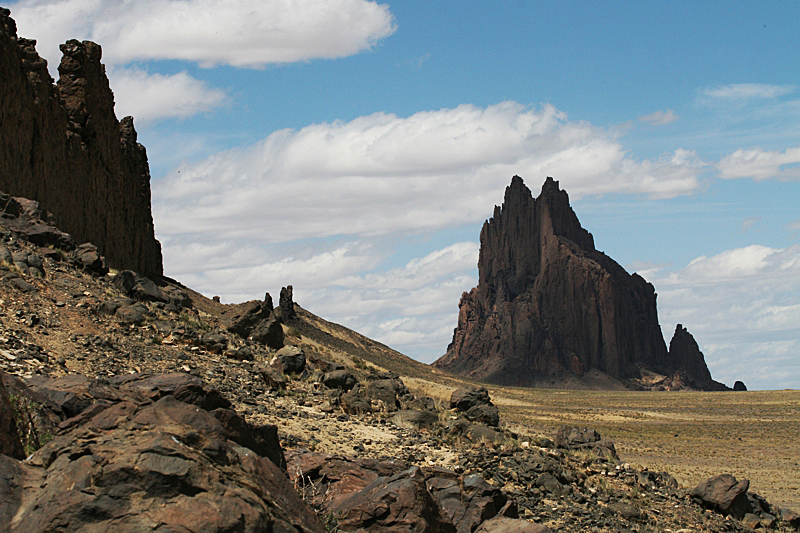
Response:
489,386,800,510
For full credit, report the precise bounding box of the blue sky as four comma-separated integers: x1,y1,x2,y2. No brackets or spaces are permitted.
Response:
8,0,800,389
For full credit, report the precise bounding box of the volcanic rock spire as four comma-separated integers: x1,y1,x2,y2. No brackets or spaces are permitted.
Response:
434,176,724,390
0,9,162,276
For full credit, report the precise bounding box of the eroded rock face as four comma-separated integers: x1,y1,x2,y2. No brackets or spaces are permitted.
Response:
434,176,723,390
667,324,724,389
0,372,322,533
0,9,162,276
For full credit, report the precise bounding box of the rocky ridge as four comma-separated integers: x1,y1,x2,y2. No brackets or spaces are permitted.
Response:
0,189,797,532
435,176,727,391
0,7,162,276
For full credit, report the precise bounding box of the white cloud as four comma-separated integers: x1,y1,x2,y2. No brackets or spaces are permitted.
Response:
648,244,800,389
638,109,677,125
152,101,706,243
9,0,396,67
703,83,795,100
109,67,228,124
717,145,800,181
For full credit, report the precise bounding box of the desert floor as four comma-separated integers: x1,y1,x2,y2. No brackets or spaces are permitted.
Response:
484,387,800,510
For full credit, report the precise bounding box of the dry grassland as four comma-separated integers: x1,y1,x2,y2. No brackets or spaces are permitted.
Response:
488,387,800,510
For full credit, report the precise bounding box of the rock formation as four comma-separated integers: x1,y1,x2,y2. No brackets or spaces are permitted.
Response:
0,8,162,276
434,176,725,390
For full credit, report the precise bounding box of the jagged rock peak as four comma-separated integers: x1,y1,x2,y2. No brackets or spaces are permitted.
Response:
435,176,724,391
667,324,717,388
477,176,594,304
0,8,162,276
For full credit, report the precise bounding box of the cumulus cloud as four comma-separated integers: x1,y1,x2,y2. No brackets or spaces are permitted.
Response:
649,244,800,389
638,109,677,125
717,145,800,181
109,67,228,124
9,0,396,67
153,101,706,242
703,83,796,100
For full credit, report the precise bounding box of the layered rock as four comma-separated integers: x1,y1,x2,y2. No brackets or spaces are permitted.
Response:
0,372,322,532
435,176,724,390
0,9,162,276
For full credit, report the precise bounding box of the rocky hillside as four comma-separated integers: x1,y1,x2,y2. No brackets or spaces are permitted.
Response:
0,7,162,276
435,176,727,391
1,185,798,532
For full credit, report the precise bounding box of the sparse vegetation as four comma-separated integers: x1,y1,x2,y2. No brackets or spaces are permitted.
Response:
8,393,52,456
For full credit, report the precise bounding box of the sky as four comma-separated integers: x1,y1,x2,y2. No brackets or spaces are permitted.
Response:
7,0,800,390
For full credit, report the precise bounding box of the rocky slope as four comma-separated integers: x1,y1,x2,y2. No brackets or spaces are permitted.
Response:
435,176,726,391
1,188,797,532
0,7,162,276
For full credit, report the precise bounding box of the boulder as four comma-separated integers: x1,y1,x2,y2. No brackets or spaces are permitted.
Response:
271,345,306,375
250,313,284,349
555,425,619,461
400,393,437,411
211,408,285,470
322,369,358,391
71,242,108,275
112,269,167,302
450,387,500,427
365,377,406,411
450,386,492,411
434,472,517,533
733,380,748,391
691,474,753,519
341,386,372,415
465,403,500,427
114,302,151,325
221,299,284,349
334,466,450,533
779,508,800,529
0,371,323,532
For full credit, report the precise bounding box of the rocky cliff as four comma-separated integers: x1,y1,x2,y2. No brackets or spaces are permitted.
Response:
0,8,162,276
434,176,725,390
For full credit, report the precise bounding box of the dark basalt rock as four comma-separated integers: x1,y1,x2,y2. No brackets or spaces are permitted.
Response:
691,474,753,519
667,325,726,390
220,297,284,349
0,10,162,276
271,345,306,375
0,371,323,532
434,176,725,390
733,380,748,391
279,284,297,321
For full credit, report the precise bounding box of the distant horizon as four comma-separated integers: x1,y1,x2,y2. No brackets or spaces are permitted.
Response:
7,1,799,390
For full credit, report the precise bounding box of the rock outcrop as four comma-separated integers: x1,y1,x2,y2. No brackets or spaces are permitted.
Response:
0,372,323,533
0,8,162,276
434,176,725,390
